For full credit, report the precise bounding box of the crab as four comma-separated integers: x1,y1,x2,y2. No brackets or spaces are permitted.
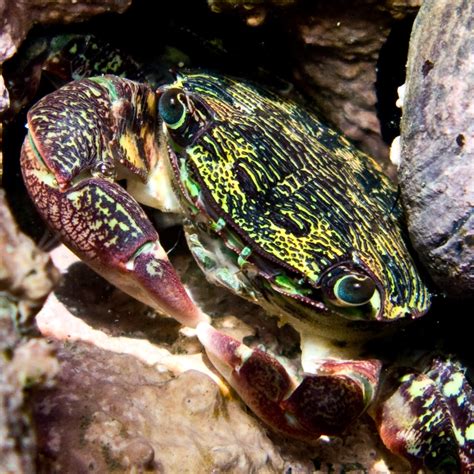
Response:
19,72,473,470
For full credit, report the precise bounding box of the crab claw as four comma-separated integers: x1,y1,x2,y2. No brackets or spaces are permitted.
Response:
197,322,381,440
20,76,206,327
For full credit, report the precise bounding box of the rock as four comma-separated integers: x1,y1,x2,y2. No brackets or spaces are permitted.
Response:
31,341,288,473
208,0,297,27
0,332,58,474
399,0,474,297
0,189,58,311
0,192,59,473
0,0,132,117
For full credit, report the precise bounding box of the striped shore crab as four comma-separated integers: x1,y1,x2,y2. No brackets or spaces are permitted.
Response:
20,72,473,470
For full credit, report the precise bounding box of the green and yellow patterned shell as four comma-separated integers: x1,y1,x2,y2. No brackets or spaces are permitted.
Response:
159,72,430,336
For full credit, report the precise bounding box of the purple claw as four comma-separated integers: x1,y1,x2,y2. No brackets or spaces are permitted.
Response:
21,77,206,327
197,323,381,440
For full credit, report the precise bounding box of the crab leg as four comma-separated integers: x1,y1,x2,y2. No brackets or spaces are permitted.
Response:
20,76,205,327
377,358,473,471
197,323,381,440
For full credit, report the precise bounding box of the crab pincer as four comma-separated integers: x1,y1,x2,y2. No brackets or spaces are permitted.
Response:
20,76,205,327
197,323,381,440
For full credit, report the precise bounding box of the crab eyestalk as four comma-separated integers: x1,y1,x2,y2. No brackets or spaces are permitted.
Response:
21,76,205,327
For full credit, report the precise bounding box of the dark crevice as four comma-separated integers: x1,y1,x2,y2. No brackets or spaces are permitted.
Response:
375,16,415,145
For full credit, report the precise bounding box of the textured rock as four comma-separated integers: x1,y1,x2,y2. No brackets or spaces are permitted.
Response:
0,190,58,311
0,191,59,473
399,0,474,297
32,342,289,473
0,0,132,117
0,333,58,474
208,0,297,26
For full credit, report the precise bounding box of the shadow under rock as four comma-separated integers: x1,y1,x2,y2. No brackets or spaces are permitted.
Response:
53,262,181,346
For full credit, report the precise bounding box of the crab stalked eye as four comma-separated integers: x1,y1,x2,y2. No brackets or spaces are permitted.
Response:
321,269,376,307
158,87,211,148
333,274,376,306
158,88,187,129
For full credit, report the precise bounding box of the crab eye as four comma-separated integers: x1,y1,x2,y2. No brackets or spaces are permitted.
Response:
333,274,376,306
158,88,187,128
321,270,376,307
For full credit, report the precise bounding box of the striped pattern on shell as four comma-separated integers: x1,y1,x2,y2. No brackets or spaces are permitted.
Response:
167,72,430,323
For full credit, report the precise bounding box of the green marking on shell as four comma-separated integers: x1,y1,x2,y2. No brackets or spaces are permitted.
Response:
89,76,119,101
211,217,226,232
180,158,201,199
28,134,47,169
192,246,217,270
237,246,252,267
274,274,311,297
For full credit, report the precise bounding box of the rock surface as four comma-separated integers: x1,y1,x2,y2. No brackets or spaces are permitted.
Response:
0,0,132,119
399,0,474,297
208,0,298,27
32,342,290,473
0,191,58,473
0,190,58,310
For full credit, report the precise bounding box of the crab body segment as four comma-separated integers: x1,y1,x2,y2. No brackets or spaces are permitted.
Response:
22,72,468,467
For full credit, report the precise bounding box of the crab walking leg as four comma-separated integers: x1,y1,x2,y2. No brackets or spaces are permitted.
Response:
377,358,473,471
20,76,205,327
197,323,381,439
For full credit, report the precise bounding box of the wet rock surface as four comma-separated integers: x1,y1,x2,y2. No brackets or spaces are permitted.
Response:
208,0,298,27
32,342,287,473
399,0,474,298
0,190,58,310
